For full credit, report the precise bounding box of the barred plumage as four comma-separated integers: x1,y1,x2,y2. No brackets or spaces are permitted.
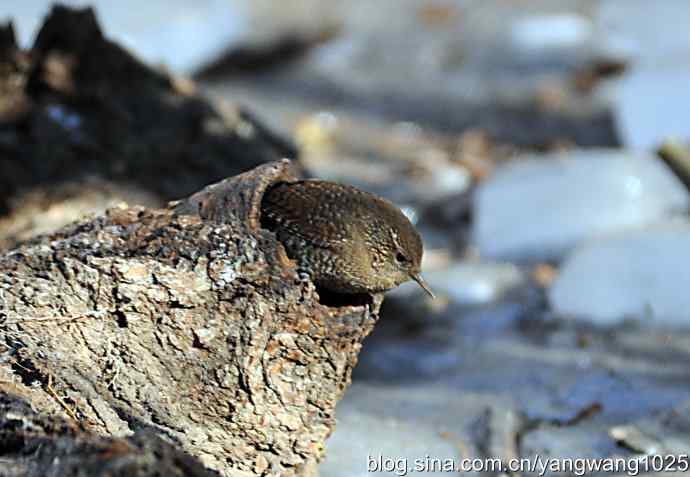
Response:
261,180,434,297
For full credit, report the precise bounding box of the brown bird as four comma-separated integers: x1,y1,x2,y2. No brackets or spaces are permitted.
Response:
261,180,434,298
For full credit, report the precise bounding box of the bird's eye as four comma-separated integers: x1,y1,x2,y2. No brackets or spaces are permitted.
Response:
395,252,407,263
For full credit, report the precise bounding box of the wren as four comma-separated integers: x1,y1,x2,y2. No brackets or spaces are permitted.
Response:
260,180,434,298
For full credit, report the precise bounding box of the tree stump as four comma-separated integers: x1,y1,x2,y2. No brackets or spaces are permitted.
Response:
0,160,382,476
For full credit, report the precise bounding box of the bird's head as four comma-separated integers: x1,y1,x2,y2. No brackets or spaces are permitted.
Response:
370,210,435,299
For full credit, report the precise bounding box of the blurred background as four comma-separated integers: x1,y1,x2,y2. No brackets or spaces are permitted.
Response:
2,1,690,475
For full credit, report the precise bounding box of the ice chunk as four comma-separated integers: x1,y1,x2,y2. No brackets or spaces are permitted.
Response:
473,150,689,262
608,68,690,150
597,0,690,149
597,0,690,65
550,222,690,326
511,14,593,52
422,262,525,306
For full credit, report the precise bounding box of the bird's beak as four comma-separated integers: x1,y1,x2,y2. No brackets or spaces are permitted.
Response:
411,273,435,299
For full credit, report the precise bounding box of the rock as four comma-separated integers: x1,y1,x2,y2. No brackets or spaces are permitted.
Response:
414,261,525,306
521,423,628,477
521,399,690,477
473,150,689,262
549,221,690,326
609,399,690,455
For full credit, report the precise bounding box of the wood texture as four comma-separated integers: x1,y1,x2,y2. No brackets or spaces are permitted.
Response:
0,160,382,476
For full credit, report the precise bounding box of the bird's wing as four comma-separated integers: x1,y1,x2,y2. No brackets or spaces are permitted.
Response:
261,183,350,249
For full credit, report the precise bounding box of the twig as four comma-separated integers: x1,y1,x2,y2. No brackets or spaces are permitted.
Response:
9,359,33,374
46,374,79,422
4,310,107,326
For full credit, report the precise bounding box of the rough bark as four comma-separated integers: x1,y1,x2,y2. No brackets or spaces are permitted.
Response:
0,160,382,476
0,5,297,250
0,391,218,477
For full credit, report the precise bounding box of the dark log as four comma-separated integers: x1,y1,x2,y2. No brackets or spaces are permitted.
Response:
0,391,218,476
0,5,297,250
0,160,382,476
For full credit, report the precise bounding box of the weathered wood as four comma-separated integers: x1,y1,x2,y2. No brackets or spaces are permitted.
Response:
0,160,382,476
0,390,218,476
0,5,297,250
